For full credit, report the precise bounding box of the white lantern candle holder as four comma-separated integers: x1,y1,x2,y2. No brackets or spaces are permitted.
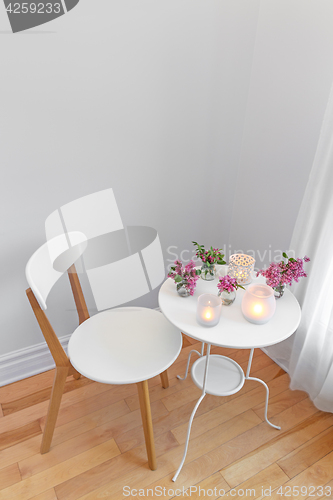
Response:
196,294,222,327
228,254,255,285
241,284,276,325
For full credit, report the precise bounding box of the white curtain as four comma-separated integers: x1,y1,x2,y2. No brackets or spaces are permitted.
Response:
264,81,333,412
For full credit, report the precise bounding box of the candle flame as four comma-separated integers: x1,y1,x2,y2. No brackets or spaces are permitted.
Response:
205,311,212,319
253,304,263,314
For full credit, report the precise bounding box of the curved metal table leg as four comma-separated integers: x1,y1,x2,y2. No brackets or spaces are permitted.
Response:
177,342,205,381
246,376,281,430
245,348,281,430
173,344,211,482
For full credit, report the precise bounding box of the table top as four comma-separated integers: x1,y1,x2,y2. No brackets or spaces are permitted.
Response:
158,275,301,349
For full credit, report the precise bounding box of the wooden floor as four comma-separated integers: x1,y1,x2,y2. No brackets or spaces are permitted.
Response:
0,336,333,500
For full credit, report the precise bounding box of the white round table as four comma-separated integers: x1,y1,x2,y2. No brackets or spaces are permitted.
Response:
158,275,301,481
159,275,301,349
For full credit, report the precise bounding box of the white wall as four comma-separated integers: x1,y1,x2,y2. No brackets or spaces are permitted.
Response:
1,1,333,369
229,0,333,261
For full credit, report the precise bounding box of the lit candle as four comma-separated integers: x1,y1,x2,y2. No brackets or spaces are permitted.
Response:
197,294,222,327
253,303,263,314
241,284,276,325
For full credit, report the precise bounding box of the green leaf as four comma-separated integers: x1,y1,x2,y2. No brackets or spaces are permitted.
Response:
217,259,226,265
196,270,201,275
174,275,182,282
282,252,288,259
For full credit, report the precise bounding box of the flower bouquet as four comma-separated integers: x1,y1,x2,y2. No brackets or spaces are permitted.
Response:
168,260,200,297
192,241,226,281
217,275,244,305
257,252,310,299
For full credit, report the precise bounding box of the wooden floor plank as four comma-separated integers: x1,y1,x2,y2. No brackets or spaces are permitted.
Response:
19,400,168,479
0,463,21,491
0,440,120,500
182,335,192,348
230,463,289,499
0,421,42,452
305,477,333,499
0,405,3,418
28,489,58,500
55,431,181,500
272,367,287,379
252,388,308,422
277,425,333,479
0,345,327,500
0,434,43,472
265,450,333,499
181,472,230,499
0,400,129,472
71,410,262,500
39,383,137,431
221,411,333,488
182,334,200,345
2,376,93,417
0,380,120,435
125,367,195,412
170,373,292,445
0,370,56,402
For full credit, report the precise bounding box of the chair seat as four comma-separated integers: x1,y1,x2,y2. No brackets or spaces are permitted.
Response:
68,307,182,385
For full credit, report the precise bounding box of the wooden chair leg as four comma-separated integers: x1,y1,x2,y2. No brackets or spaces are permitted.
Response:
41,366,69,454
137,380,157,470
69,363,81,380
160,369,169,389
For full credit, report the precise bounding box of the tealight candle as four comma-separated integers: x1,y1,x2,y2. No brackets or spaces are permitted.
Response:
196,294,222,327
241,284,276,325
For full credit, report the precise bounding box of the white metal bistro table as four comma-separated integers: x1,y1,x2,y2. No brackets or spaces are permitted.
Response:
158,275,301,481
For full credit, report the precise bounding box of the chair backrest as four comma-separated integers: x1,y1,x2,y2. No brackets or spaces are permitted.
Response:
45,188,124,242
25,231,89,367
26,232,87,310
44,189,166,311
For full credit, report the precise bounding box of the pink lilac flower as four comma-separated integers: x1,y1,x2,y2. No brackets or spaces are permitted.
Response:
167,259,199,296
257,255,310,287
217,275,239,293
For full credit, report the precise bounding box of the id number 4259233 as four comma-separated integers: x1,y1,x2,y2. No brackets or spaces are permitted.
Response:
275,485,331,496
5,3,61,14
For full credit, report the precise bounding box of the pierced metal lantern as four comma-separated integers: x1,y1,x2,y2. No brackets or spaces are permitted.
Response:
227,254,255,285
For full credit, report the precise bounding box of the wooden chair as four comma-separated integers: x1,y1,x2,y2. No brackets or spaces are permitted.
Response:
25,232,182,470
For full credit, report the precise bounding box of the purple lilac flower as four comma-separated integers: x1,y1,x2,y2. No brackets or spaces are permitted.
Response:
217,275,239,293
257,255,310,287
168,259,199,296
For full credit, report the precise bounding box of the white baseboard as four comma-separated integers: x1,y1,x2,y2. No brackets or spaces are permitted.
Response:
0,334,71,387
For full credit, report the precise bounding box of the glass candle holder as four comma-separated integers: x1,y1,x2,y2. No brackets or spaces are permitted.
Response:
228,254,255,285
241,284,276,325
196,294,222,327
